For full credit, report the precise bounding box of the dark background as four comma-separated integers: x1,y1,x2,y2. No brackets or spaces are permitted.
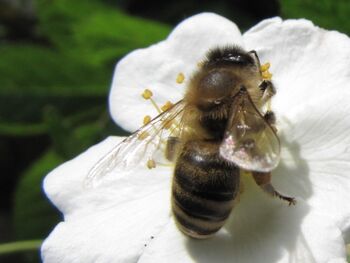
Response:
0,0,349,262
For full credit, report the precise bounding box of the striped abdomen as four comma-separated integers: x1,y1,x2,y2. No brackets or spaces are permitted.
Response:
172,140,240,239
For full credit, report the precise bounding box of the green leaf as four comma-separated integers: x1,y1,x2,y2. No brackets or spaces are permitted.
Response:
0,46,109,94
0,122,47,136
0,2,170,135
43,106,106,158
13,150,64,240
280,0,350,35
72,10,170,66
0,45,108,133
36,0,170,62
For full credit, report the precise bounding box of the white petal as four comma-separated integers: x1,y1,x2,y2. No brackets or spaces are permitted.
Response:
109,13,243,132
138,175,347,263
43,14,350,263
243,17,350,115
274,90,350,239
42,137,173,262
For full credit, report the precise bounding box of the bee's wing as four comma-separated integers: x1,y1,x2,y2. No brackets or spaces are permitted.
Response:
219,92,280,172
85,100,186,187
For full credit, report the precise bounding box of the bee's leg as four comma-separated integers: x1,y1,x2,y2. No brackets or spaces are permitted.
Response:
252,171,296,206
166,136,181,161
259,80,276,106
264,111,276,125
264,110,277,132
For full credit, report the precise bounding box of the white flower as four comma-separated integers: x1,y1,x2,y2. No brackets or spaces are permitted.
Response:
42,13,350,263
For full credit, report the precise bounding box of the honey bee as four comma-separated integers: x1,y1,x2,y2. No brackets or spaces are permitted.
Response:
86,46,296,239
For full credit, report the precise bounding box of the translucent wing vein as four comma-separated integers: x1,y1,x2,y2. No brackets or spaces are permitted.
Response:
85,100,185,187
220,91,280,172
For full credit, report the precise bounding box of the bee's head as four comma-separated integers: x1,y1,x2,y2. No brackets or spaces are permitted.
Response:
185,46,259,111
205,46,256,68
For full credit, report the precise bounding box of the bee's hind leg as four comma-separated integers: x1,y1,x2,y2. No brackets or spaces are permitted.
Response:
259,80,276,104
252,172,296,206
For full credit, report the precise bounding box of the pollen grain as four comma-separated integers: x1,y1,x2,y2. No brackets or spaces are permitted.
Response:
142,89,153,100
176,73,185,84
147,159,156,169
143,115,152,125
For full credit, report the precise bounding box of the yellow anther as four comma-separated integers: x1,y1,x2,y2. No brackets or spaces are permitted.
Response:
176,73,185,84
161,101,174,112
260,62,270,72
138,131,149,140
147,159,156,169
143,115,151,125
262,71,273,80
142,89,153,100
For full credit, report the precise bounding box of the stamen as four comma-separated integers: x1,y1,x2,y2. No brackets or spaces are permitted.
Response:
141,89,161,113
161,101,174,112
150,98,162,114
147,159,156,169
260,62,270,72
142,89,153,100
176,73,185,84
143,115,151,125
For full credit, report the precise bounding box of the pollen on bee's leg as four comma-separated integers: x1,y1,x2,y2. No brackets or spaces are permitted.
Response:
147,159,156,169
176,73,185,84
260,62,270,72
260,62,273,80
262,71,273,80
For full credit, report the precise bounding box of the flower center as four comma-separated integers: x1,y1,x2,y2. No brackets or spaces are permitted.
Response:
139,74,185,169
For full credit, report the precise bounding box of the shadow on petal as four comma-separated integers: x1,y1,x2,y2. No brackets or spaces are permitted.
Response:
274,132,312,201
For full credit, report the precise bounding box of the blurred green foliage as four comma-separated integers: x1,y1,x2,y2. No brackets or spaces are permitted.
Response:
280,0,350,35
0,0,170,261
13,151,63,240
0,0,170,133
8,0,169,230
